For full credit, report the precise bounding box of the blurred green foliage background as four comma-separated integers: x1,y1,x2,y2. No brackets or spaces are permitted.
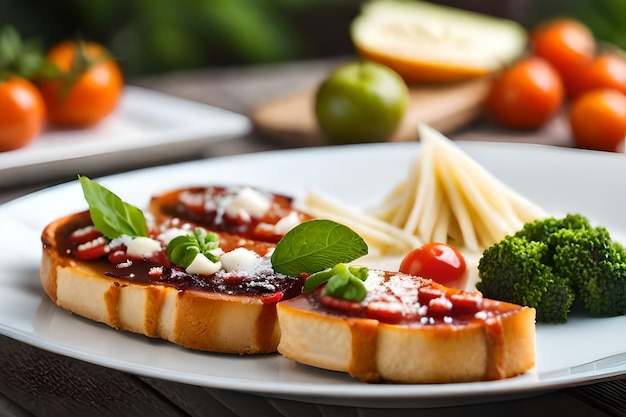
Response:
1,0,624,77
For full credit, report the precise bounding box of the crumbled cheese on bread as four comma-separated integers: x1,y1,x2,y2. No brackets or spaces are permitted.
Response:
186,253,223,275
225,187,271,220
126,237,162,257
221,248,263,272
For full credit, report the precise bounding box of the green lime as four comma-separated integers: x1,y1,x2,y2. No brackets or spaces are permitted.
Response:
315,60,408,144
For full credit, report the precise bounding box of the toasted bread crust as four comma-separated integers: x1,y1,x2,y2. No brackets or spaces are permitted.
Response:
41,211,281,354
277,282,536,383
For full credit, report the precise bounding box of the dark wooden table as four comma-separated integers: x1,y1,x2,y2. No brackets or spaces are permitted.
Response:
1,58,624,417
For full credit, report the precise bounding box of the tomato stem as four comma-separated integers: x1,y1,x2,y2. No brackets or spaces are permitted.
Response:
54,39,111,100
0,26,47,81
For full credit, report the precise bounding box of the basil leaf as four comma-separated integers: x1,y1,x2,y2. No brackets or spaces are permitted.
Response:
271,219,368,276
78,175,148,239
168,236,200,268
166,227,221,268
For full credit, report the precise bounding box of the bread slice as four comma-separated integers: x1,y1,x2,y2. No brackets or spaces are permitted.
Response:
277,270,536,383
40,210,304,354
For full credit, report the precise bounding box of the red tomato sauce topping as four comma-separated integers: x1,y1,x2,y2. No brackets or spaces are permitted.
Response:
312,270,517,325
152,186,313,243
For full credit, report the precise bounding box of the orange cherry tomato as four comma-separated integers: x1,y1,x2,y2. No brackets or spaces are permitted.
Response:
0,77,46,152
37,40,123,126
569,88,626,152
399,242,468,290
487,56,564,129
530,18,596,96
567,53,626,98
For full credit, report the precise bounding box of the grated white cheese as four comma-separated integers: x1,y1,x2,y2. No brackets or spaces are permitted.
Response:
429,296,453,310
220,248,263,273
273,212,301,235
149,266,164,277
225,187,271,220
179,191,205,209
364,270,423,316
116,260,133,268
474,311,488,320
72,225,97,237
77,236,110,252
110,234,133,249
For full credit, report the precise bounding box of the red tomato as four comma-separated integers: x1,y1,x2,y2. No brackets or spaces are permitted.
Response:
0,77,46,152
487,57,564,129
567,53,626,98
399,242,468,290
530,18,596,96
366,301,403,324
37,40,123,126
319,294,363,313
72,237,110,260
569,88,626,152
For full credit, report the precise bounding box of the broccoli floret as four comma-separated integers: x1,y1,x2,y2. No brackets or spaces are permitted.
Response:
476,235,574,323
534,278,576,323
554,228,626,317
582,243,626,316
476,214,626,323
550,227,612,295
514,213,593,243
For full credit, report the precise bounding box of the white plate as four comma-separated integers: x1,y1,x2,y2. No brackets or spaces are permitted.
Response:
1,141,625,408
0,86,251,187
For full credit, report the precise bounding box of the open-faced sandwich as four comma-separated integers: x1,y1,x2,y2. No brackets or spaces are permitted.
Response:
276,264,536,383
40,175,537,384
40,177,313,354
41,120,557,384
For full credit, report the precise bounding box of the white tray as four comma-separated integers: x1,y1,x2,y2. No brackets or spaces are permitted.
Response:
0,86,251,187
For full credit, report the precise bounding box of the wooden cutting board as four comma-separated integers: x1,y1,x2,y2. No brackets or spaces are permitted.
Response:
249,76,493,147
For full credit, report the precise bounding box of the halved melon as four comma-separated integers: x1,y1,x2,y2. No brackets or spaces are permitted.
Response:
351,0,528,83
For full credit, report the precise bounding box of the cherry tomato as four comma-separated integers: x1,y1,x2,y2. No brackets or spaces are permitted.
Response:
0,77,46,152
569,88,626,152
487,56,564,129
72,237,110,260
319,294,363,313
69,225,103,244
399,242,468,290
37,40,123,126
366,301,403,324
567,53,626,98
530,18,596,96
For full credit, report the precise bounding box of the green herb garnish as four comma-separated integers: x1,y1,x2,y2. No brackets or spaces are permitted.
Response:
271,219,369,301
166,228,221,268
271,219,368,276
305,263,368,301
78,175,148,239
